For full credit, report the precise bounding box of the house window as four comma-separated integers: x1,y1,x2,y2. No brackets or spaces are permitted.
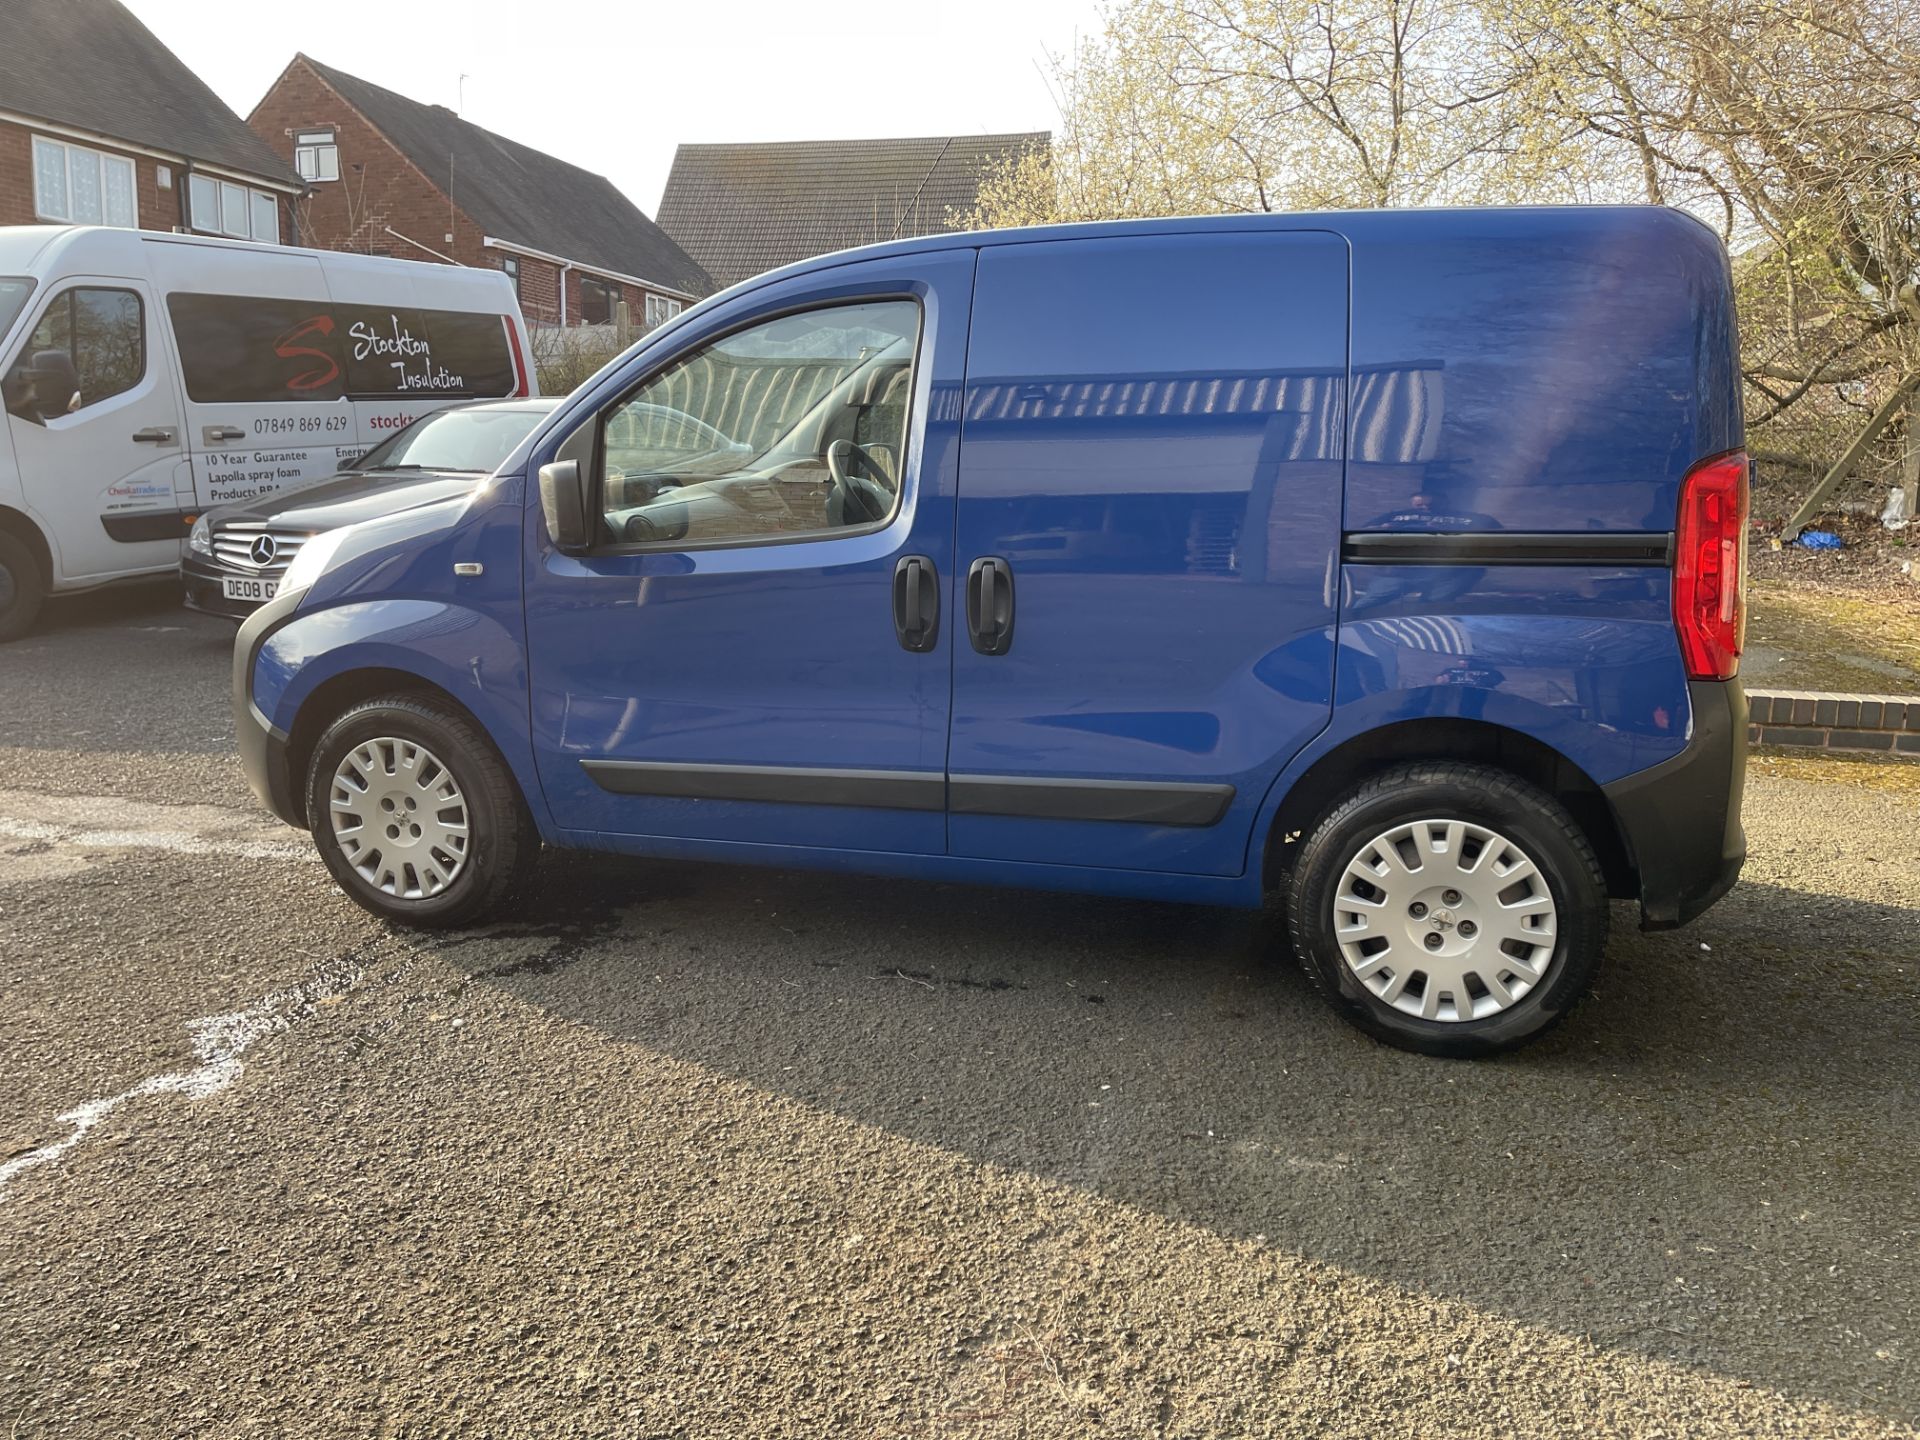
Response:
294,129,339,182
250,191,279,243
218,182,248,238
643,294,683,330
501,255,521,295
578,275,616,326
188,174,280,243
32,136,138,228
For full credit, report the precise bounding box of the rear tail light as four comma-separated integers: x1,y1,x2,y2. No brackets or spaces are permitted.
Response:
1673,450,1749,680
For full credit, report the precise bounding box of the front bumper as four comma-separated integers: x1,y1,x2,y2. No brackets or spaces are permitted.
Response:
183,553,279,621
233,586,308,829
1603,679,1748,930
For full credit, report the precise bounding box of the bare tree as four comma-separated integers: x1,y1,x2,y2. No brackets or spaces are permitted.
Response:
1495,0,1920,513
965,0,1543,224
292,164,382,254
963,0,1920,515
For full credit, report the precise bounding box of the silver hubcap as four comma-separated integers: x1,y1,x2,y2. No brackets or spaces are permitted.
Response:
328,738,470,900
1333,818,1558,1023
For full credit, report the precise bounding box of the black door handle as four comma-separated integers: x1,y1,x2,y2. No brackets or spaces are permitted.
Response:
892,555,939,653
966,556,1015,655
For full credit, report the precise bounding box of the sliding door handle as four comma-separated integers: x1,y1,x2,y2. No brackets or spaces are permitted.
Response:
892,555,939,653
966,556,1015,656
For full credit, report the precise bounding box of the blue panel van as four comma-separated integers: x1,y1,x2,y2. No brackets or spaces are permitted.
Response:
233,208,1748,1056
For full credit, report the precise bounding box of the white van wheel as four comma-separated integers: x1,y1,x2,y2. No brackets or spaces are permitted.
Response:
0,532,46,643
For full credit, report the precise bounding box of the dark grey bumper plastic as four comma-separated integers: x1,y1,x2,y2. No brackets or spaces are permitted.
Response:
232,587,308,829
1603,679,1748,930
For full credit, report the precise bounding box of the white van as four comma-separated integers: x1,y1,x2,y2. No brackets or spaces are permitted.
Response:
0,225,534,639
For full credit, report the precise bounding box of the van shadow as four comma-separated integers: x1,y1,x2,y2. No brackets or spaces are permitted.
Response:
34,577,188,632
441,859,1920,1421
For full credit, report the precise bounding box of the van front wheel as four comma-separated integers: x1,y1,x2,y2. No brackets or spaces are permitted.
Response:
306,696,537,928
1286,763,1607,1057
0,531,46,642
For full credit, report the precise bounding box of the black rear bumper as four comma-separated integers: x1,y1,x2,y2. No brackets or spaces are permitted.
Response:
1603,679,1747,930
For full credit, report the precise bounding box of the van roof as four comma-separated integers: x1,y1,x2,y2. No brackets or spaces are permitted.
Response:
0,225,518,287
715,203,1721,301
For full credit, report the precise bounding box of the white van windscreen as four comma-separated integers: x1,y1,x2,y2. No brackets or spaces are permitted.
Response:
166,294,516,403
0,277,34,339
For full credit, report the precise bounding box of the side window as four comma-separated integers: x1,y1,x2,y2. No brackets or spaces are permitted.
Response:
167,295,515,403
23,288,144,412
597,298,919,549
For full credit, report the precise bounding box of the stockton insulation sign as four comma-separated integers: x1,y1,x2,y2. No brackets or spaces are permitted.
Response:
166,293,517,403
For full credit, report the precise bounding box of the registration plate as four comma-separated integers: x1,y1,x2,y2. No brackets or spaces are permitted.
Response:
221,575,278,603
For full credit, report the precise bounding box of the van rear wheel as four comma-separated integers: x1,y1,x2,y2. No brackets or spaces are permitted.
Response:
1286,763,1607,1057
306,695,537,928
0,531,46,642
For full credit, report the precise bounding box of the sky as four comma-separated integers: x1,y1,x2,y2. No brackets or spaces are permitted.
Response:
126,0,1101,216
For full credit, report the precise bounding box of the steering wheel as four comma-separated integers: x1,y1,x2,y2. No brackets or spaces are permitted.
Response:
825,438,892,527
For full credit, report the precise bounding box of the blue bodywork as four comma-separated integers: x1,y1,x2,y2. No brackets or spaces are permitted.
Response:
241,207,1742,914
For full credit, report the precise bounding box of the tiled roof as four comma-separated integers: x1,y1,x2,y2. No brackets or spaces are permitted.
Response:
657,133,1049,289
300,56,713,298
0,0,297,183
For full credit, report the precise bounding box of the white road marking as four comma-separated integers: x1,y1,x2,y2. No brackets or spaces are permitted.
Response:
0,956,362,1199
0,789,311,878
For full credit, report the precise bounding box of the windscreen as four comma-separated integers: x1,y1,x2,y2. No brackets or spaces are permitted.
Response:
354,406,547,474
0,277,35,340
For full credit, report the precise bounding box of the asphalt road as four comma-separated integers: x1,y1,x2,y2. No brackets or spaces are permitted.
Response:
2,583,1917,1439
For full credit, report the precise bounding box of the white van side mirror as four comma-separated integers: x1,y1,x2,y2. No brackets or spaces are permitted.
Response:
538,460,591,552
0,366,39,425
0,352,75,426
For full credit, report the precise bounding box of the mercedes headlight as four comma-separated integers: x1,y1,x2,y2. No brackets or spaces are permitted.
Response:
187,512,212,556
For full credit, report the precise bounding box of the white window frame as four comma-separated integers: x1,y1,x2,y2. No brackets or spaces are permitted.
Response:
188,174,281,243
218,181,249,238
643,294,683,329
294,129,339,183
32,135,139,229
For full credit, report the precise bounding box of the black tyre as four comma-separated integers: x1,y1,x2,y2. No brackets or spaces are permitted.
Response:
1286,762,1607,1057
0,530,46,642
306,695,538,928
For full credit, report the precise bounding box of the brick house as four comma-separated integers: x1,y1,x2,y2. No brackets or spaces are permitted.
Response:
0,0,300,242
657,133,1048,290
247,56,711,329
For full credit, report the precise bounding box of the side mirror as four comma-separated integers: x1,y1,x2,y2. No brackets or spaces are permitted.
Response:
0,365,41,425
30,349,80,419
538,459,591,552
